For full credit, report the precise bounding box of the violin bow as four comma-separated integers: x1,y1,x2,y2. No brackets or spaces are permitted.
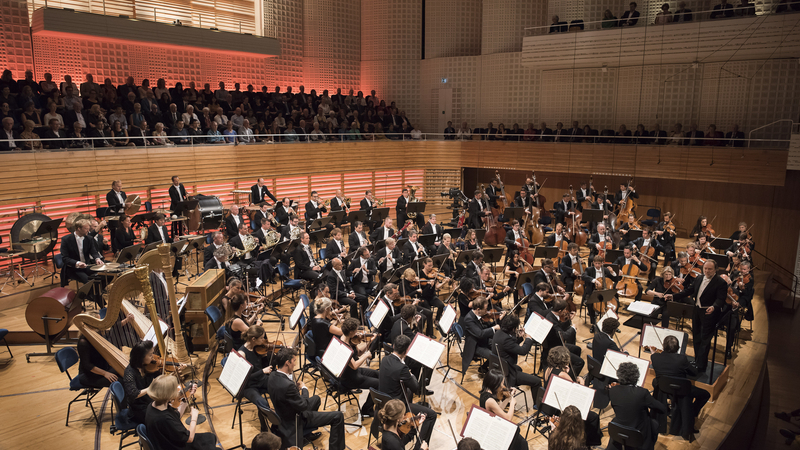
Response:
556,330,580,381
399,380,425,446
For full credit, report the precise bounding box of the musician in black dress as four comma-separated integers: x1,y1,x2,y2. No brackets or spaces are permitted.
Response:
309,297,344,359
122,341,158,424
479,370,529,450
378,399,429,450
239,325,274,422
645,266,678,327
655,211,677,266
339,318,380,417
113,215,136,253
145,375,217,450
224,293,260,350
504,250,523,304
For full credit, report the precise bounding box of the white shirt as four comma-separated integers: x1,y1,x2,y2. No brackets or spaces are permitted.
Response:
642,238,651,246
3,129,16,148
599,234,606,242
359,257,369,283
357,232,366,247
158,226,167,243
233,215,241,227
385,248,395,270
383,228,390,240
311,201,321,219
697,276,712,307
334,239,344,253
593,267,604,282
513,230,520,241
173,184,183,201
114,190,124,206
75,232,86,263
364,198,371,207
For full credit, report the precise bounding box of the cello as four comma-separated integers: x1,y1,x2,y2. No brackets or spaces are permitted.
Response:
615,255,642,298
614,178,636,229
572,255,586,297
593,264,618,313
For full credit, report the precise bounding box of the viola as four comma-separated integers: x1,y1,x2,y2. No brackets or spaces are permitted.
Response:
701,224,715,239
680,261,702,278
398,412,424,435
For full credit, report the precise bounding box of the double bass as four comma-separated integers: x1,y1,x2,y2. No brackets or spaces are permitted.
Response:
565,185,588,246
593,266,618,313
614,178,636,229
483,177,509,247
530,171,549,219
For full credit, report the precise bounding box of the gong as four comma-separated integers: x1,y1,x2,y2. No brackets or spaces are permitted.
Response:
11,212,59,259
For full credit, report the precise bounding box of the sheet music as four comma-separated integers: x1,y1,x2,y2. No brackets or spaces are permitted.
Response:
523,311,553,344
406,333,445,369
143,319,170,346
438,305,456,334
321,337,353,378
640,324,686,352
177,295,187,315
543,374,595,420
290,299,305,330
459,405,518,450
599,350,650,386
596,308,618,332
370,299,390,328
627,301,660,316
218,350,252,397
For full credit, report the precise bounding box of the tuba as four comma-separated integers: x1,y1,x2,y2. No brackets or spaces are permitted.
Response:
406,185,420,219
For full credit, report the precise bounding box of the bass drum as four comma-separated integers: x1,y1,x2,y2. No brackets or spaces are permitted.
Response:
25,287,79,337
187,196,223,232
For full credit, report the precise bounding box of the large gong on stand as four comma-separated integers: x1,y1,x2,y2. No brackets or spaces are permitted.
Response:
11,212,61,284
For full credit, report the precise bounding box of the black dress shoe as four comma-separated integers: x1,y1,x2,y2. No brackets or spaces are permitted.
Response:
726,351,733,359
589,325,595,333
424,388,434,396
306,432,322,441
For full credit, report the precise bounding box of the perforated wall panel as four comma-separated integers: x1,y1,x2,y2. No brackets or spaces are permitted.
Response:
482,0,548,55
0,0,34,78
425,0,482,59
264,0,304,89
302,0,360,91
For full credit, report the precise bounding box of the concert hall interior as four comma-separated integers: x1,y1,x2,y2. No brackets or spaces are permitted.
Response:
1,1,800,450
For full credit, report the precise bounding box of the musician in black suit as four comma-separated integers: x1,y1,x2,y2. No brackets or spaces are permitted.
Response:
463,252,484,288
250,178,277,206
491,314,542,392
420,214,443,253
576,182,593,210
359,190,374,229
370,217,395,243
145,213,172,245
60,219,104,287
349,221,370,251
402,231,427,264
542,298,585,375
204,231,225,266
267,348,344,449
613,246,648,300
581,256,620,330
395,189,409,226
484,179,504,209
665,260,727,372
224,205,246,239
252,218,279,274
328,190,349,226
725,124,745,147
461,297,499,375
545,223,571,247
592,317,624,362
607,363,666,450
347,246,378,306
650,335,710,424
251,204,272,231
229,222,256,264
167,176,188,236
378,335,437,445
327,258,360,318
503,220,526,256
467,190,489,230
204,247,231,271
525,283,552,323
105,180,128,241
293,232,324,284
588,223,615,259
324,227,348,265
274,198,293,226
559,243,583,293
514,189,532,209
375,237,402,279
304,191,330,231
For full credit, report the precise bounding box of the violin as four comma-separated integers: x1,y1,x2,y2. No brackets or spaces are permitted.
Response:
351,328,375,346
663,277,684,294
497,386,514,402
392,295,417,308
397,412,424,435
680,260,703,278
700,224,716,239
143,354,181,374
254,341,285,356
481,310,504,323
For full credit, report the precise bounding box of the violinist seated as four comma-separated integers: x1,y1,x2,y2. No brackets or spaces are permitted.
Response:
543,346,602,446
607,363,666,450
124,341,188,425
533,258,568,301
145,374,218,450
553,193,576,226
225,293,262,350
373,283,406,343
690,215,715,240
377,399,430,450
491,314,543,393
695,234,715,255
456,278,478,320
646,266,680,328
631,228,662,281
463,251,484,288
347,245,379,298
327,258,360,319
719,261,755,359
504,250,525,304
613,246,648,300
587,223,616,259
729,222,755,249
461,297,502,374
655,212,677,266
545,222,571,247
725,232,753,262
294,231,325,285
390,304,433,394
479,370,530,450
435,233,457,278
310,297,345,359
525,283,553,323
649,335,710,439
479,265,512,308
340,318,380,418
617,213,640,248
375,237,403,280
671,250,699,284
581,255,620,332
239,325,276,432
325,227,349,267
559,243,583,293
399,268,436,337
378,334,438,446
402,231,428,264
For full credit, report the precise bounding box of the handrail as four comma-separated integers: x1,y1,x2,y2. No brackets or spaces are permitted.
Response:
752,248,798,308
748,119,795,147
523,2,794,35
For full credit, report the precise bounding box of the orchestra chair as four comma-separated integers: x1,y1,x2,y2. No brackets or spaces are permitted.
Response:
522,282,534,298
301,330,321,391
539,216,553,233
486,353,530,412
367,388,394,448
232,386,271,444
608,422,645,450
109,381,139,450
586,355,611,411
641,208,662,228
256,405,318,450
319,248,326,262
55,347,102,426
277,262,303,302
144,201,152,212
0,328,11,359
527,386,557,439
654,375,695,442
136,424,155,450
204,305,223,338
317,357,361,412
452,323,485,384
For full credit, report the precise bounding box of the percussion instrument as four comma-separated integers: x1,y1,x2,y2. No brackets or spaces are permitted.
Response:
25,287,79,337
125,194,142,215
187,195,223,231
11,212,59,259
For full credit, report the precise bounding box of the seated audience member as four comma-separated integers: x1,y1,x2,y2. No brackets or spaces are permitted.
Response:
550,15,568,33
710,0,735,18
776,0,800,13
734,0,756,15
43,102,64,129
523,122,537,141
686,123,704,146
206,121,224,143
705,124,724,146
725,124,745,147
552,122,568,142
1,116,19,151
538,122,553,141
669,123,684,145
650,123,667,144
129,120,152,147
619,2,640,26
444,120,456,139
567,120,583,141
615,124,632,144
673,1,693,21
602,9,619,27
152,122,172,146
171,120,190,145
111,120,134,147
43,118,69,149
457,121,472,140
633,124,650,144
654,3,673,24
19,120,42,150
238,119,255,143
109,105,128,130
582,125,598,143
186,119,205,144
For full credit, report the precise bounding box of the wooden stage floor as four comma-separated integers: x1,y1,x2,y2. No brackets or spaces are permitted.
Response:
0,238,769,450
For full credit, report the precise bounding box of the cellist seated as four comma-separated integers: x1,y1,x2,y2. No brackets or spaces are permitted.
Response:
546,223,571,247
613,246,648,300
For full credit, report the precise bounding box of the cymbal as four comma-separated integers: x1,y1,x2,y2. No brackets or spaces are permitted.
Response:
90,262,124,272
125,194,142,216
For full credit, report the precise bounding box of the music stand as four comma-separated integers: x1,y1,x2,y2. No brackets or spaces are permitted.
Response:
584,288,617,342
117,243,142,264
396,238,409,250
666,302,695,331
533,246,559,261
455,250,473,266
626,230,643,241
418,234,436,249
604,249,624,264
702,252,729,270
308,228,329,248
582,209,604,224
475,229,487,245
178,199,200,215
368,208,388,223
430,254,448,268
515,271,538,291
711,238,733,252
482,247,504,271
142,242,161,254
274,239,293,258
503,207,525,222
308,216,332,230
328,210,346,224
389,262,414,285
131,212,157,225
188,236,207,279
407,202,427,216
